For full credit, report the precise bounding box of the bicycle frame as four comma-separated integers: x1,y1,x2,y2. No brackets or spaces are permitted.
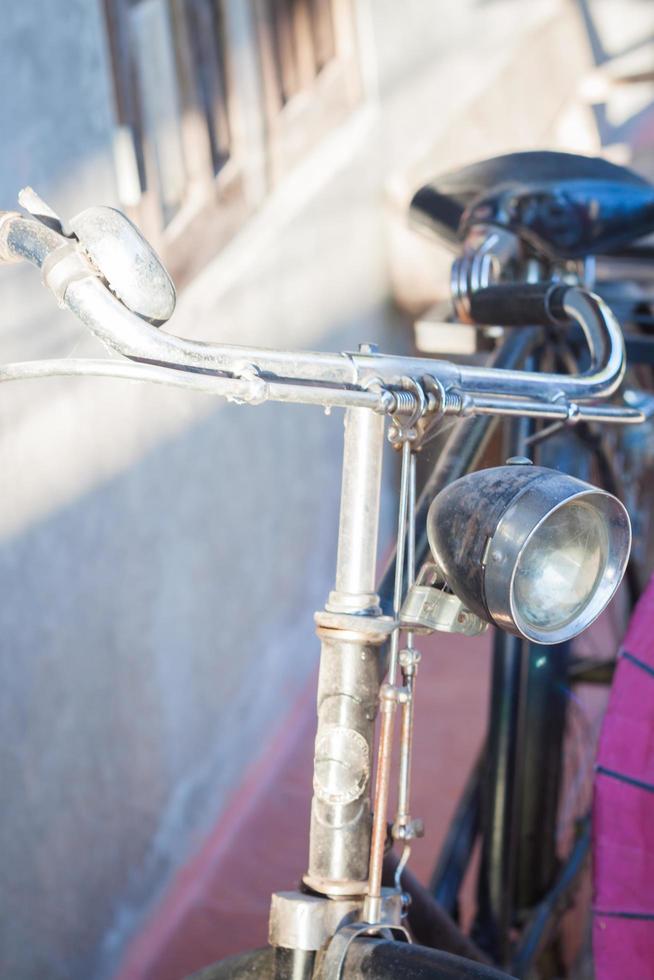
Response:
422,235,654,975
0,199,648,979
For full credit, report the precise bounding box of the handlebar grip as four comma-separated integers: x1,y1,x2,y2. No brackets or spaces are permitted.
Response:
468,283,569,327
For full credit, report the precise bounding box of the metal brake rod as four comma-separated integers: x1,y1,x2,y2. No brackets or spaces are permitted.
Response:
0,357,641,424
0,211,630,408
0,356,394,412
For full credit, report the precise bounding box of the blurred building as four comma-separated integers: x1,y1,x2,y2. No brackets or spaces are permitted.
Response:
0,1,653,978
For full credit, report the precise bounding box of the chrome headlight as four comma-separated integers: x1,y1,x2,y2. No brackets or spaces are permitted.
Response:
426,463,631,644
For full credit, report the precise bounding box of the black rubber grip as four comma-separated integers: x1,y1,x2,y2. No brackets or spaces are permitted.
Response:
468,283,569,327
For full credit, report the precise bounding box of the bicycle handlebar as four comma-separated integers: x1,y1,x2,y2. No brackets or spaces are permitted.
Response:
0,206,642,426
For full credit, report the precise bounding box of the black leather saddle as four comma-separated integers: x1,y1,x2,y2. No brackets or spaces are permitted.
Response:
410,151,654,260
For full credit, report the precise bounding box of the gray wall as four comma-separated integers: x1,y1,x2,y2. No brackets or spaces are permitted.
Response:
0,4,401,977
3,0,646,977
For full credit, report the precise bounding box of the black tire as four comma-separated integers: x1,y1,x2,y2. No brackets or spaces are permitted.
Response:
341,938,516,980
186,948,274,980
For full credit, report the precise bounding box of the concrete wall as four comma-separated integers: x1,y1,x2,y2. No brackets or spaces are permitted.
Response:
3,1,648,977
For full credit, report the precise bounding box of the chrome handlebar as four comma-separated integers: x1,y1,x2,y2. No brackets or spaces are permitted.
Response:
0,202,644,426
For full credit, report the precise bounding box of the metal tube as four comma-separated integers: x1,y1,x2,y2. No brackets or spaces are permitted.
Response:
305,407,386,896
0,357,391,411
395,453,417,826
328,408,385,613
304,627,385,896
1,212,625,406
474,631,526,964
0,358,642,424
365,437,414,923
387,438,412,686
62,274,625,402
474,410,532,965
430,749,484,914
460,393,642,424
363,688,398,923
514,641,570,911
396,671,416,824
405,452,417,656
273,948,315,980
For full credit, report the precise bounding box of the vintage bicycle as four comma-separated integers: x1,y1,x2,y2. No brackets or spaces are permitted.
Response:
1,150,653,979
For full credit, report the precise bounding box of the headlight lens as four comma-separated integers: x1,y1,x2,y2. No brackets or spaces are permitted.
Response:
513,500,609,632
426,464,631,643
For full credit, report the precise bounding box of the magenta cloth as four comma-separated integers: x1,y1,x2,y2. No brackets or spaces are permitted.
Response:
594,576,654,978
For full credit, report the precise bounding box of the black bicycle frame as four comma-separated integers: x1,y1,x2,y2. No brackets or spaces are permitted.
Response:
378,318,654,974
421,321,654,975
472,404,572,970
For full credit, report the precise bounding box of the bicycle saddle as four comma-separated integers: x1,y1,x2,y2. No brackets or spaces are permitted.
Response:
411,150,654,260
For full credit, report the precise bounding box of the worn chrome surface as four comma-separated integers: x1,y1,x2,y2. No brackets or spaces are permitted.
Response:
427,466,631,644
304,622,384,896
363,431,416,923
304,407,387,897
69,205,176,324
319,921,411,980
485,477,631,643
268,889,402,952
451,226,520,322
0,193,647,960
327,408,385,615
394,455,421,849
400,564,488,636
393,647,423,851
62,276,630,403
41,242,96,306
362,685,403,924
0,203,643,426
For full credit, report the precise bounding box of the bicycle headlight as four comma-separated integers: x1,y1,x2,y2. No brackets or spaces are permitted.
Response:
426,463,631,644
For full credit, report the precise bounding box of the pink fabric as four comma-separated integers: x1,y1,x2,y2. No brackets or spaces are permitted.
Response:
593,577,654,978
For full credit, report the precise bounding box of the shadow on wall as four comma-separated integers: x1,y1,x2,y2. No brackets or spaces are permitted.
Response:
0,374,346,978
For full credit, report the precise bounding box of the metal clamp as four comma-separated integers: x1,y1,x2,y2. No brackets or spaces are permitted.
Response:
400,563,488,636
41,243,97,308
320,921,411,980
269,889,404,953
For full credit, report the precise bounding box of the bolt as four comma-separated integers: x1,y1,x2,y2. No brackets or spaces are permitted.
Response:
399,648,421,670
